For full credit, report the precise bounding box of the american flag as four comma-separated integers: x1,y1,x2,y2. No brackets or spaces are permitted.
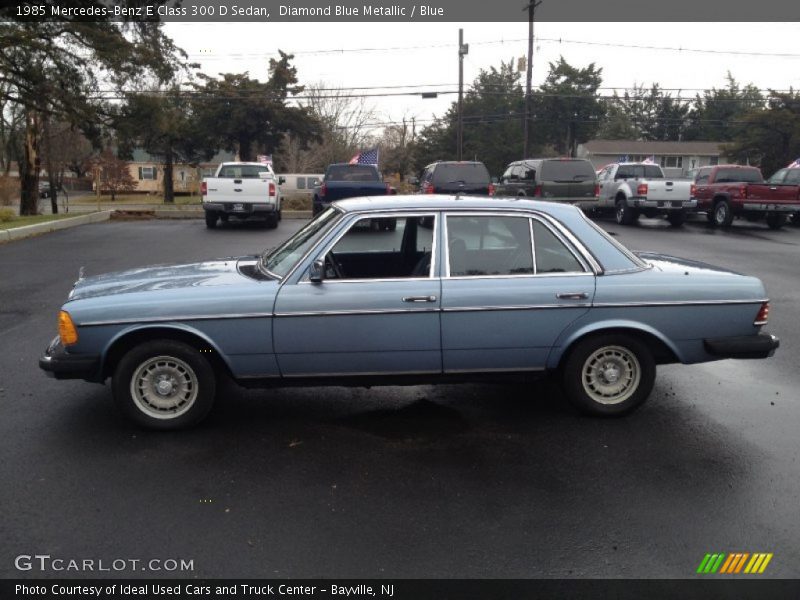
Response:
349,148,379,165
787,157,800,168
257,154,273,166
642,155,656,164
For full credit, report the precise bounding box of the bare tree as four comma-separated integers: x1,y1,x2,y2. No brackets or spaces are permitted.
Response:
379,113,417,181
94,148,135,201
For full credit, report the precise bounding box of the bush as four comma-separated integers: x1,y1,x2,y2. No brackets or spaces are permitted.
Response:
283,196,311,211
0,176,16,206
0,207,15,222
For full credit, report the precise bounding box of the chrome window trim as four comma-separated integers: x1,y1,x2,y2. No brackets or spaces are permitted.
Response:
530,216,592,275
579,212,649,271
297,211,439,283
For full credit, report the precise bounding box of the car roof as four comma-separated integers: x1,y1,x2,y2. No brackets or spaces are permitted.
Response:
332,194,583,219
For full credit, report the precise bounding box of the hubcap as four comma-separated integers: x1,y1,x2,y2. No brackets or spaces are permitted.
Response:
582,345,641,405
716,204,727,224
130,355,198,420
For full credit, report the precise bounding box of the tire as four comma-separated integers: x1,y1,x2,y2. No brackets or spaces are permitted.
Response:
792,213,800,227
205,212,218,229
561,334,655,416
264,213,279,229
615,198,638,225
712,200,734,227
667,211,686,227
765,213,787,230
112,340,216,430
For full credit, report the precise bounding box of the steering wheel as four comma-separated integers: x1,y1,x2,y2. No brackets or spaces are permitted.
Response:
324,252,345,279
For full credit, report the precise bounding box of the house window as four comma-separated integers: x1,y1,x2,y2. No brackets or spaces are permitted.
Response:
660,156,683,169
138,166,157,180
710,156,719,166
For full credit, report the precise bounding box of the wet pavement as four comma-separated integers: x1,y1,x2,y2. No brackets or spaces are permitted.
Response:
1,215,798,579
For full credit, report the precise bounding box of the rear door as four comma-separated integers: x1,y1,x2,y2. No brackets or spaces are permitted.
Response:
440,213,595,372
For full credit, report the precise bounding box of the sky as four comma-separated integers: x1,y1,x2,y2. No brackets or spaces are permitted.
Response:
164,22,800,135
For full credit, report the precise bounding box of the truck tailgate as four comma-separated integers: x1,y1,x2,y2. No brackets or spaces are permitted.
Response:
645,180,692,202
205,177,272,203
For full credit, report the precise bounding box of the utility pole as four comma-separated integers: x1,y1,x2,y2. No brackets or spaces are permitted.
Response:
523,1,541,158
457,28,468,161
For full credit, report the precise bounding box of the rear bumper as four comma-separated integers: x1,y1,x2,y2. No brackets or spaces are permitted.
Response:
39,336,100,380
703,332,779,359
203,202,277,214
633,198,697,210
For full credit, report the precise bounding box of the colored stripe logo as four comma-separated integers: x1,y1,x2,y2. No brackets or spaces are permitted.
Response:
697,553,773,574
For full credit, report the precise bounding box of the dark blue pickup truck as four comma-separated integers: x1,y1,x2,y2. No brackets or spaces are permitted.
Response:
312,163,394,215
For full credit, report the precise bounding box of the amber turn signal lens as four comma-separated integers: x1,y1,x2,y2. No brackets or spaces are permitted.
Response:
58,310,78,345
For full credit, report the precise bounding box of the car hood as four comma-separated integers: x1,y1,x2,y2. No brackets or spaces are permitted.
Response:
68,257,261,301
636,252,744,277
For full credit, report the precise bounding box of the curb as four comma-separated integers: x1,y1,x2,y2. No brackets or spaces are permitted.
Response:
0,211,112,243
152,209,312,219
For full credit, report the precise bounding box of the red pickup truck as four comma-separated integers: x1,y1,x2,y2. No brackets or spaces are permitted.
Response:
692,165,800,229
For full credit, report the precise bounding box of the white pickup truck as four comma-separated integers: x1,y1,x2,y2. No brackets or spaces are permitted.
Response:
201,162,285,229
596,162,696,227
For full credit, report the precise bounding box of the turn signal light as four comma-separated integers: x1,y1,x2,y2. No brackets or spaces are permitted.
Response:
58,310,78,346
754,302,770,326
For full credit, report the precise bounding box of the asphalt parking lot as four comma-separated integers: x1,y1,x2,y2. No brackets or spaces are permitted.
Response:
1,214,799,579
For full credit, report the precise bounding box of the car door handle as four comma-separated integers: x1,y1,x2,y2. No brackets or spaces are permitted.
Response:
402,295,437,303
769,186,777,190
556,292,588,300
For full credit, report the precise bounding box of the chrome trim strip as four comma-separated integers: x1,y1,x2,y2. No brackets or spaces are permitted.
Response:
298,277,434,285
442,304,591,313
592,299,767,308
275,307,440,317
283,369,442,378
79,313,272,326
237,374,281,379
443,366,545,373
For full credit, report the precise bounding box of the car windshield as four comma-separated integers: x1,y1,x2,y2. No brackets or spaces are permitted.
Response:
260,208,342,278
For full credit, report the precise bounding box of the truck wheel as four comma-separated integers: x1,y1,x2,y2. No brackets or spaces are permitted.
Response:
265,213,279,229
205,212,218,229
765,213,787,230
615,198,637,225
713,200,734,227
561,334,655,416
112,340,216,430
667,211,686,227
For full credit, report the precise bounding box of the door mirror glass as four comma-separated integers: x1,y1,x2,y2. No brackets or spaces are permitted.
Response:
309,258,325,283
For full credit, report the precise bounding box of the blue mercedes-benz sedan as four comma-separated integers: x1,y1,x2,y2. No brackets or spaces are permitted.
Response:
40,196,779,429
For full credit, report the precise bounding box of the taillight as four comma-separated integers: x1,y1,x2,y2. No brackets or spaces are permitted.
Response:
488,183,495,196
594,183,600,198
754,302,770,326
269,182,276,196
690,184,696,197
739,185,748,199
532,185,542,197
423,182,434,194
637,183,648,196
320,183,327,197
201,181,207,196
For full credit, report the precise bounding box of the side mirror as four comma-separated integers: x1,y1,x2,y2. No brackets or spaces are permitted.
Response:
309,258,325,283
278,176,286,185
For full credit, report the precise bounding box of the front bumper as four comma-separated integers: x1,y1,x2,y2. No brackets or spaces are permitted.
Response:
704,332,779,359
632,198,697,210
39,336,100,380
203,202,277,215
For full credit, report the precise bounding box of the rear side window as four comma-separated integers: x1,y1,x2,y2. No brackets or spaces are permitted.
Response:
714,168,763,183
785,170,800,184
532,221,585,274
540,160,596,181
432,163,490,185
447,215,533,276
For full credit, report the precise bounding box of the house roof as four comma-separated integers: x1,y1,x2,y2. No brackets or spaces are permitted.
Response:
581,140,725,156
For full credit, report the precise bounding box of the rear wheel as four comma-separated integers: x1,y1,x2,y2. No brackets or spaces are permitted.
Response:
765,213,787,230
264,213,279,229
562,334,655,416
615,198,638,225
667,211,686,227
713,200,734,227
204,212,218,229
112,340,216,430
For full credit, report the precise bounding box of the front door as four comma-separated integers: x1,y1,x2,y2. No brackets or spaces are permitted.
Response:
273,214,442,376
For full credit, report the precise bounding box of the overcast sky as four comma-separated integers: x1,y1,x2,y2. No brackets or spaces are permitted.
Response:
164,22,800,134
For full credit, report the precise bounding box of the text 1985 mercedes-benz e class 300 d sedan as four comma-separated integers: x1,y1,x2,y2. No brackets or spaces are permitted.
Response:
40,196,779,429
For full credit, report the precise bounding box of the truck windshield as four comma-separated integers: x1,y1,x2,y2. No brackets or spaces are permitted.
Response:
260,208,342,278
326,165,380,182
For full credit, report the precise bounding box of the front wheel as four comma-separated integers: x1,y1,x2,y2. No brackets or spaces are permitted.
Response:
561,334,655,416
667,211,686,227
765,213,787,230
112,340,216,430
